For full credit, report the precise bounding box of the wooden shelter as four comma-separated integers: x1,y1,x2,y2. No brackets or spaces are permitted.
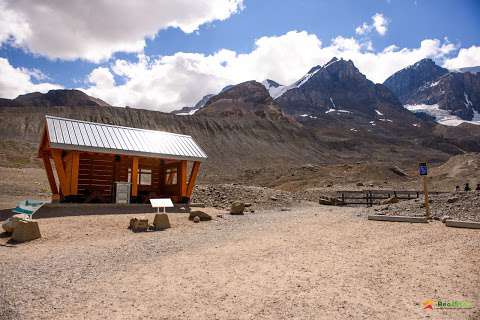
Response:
38,116,207,204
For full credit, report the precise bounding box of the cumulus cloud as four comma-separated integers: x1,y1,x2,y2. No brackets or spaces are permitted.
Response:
0,57,61,99
0,0,244,62
356,13,389,36
82,31,456,111
443,45,480,69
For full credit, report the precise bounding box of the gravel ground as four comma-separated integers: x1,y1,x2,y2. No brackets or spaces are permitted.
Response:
371,192,480,222
0,204,479,320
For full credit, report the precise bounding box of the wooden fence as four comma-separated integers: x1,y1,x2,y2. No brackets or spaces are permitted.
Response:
336,190,447,207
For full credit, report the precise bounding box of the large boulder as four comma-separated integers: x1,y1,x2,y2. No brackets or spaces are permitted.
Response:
153,214,171,230
11,220,41,242
230,201,245,215
188,210,212,221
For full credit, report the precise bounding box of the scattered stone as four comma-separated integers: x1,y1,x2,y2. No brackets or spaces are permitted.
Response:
326,183,333,187
250,209,255,213
153,214,171,230
270,196,278,201
356,182,364,187
216,214,224,218
244,203,252,207
11,220,41,242
280,207,291,211
189,210,212,221
230,201,245,215
447,197,459,203
441,215,451,223
193,216,200,223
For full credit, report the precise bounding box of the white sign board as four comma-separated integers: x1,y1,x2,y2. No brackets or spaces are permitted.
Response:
150,198,174,213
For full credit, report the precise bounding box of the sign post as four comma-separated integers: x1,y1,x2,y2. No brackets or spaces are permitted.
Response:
418,162,431,219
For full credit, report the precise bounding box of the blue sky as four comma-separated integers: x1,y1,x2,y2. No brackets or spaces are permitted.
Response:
0,0,479,110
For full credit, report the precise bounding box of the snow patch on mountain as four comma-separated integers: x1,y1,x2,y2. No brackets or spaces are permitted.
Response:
405,104,480,126
261,79,288,99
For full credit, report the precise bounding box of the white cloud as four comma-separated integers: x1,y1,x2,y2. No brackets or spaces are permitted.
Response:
443,46,480,69
0,57,61,99
0,0,244,62
356,13,389,36
83,31,456,111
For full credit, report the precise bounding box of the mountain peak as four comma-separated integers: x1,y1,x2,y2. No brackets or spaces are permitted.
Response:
262,79,282,88
196,81,286,120
383,59,449,103
14,89,110,107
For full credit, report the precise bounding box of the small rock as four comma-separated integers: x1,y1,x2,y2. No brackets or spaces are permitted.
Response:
250,209,255,213
230,201,245,215
189,210,212,221
193,216,200,223
216,214,223,218
280,207,291,211
441,215,451,223
270,196,278,201
356,182,364,187
244,203,252,207
447,196,459,203
381,197,399,205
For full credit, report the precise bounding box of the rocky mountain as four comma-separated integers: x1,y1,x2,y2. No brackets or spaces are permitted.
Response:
384,59,480,125
172,94,214,115
9,89,111,108
383,59,449,103
196,81,286,120
270,57,424,137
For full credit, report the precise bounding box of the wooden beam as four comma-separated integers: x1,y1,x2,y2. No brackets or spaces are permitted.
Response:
180,160,188,197
41,153,59,197
51,149,69,196
64,154,72,196
131,157,139,197
186,161,201,198
70,151,80,195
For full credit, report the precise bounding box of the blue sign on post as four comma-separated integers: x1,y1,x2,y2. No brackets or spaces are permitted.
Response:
419,162,428,176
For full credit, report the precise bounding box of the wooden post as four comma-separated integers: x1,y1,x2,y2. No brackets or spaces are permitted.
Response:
70,152,79,195
423,176,431,219
186,161,201,198
131,157,139,197
41,153,59,198
180,160,188,197
51,149,69,196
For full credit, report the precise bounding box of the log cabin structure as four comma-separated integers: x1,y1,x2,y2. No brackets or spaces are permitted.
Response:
38,115,207,204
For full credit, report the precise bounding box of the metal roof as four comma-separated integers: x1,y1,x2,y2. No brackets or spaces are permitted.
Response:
44,115,207,161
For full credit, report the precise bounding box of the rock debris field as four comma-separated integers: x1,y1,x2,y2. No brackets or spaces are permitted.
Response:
371,192,480,222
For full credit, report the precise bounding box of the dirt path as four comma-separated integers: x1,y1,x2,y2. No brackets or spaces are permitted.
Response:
1,205,479,320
